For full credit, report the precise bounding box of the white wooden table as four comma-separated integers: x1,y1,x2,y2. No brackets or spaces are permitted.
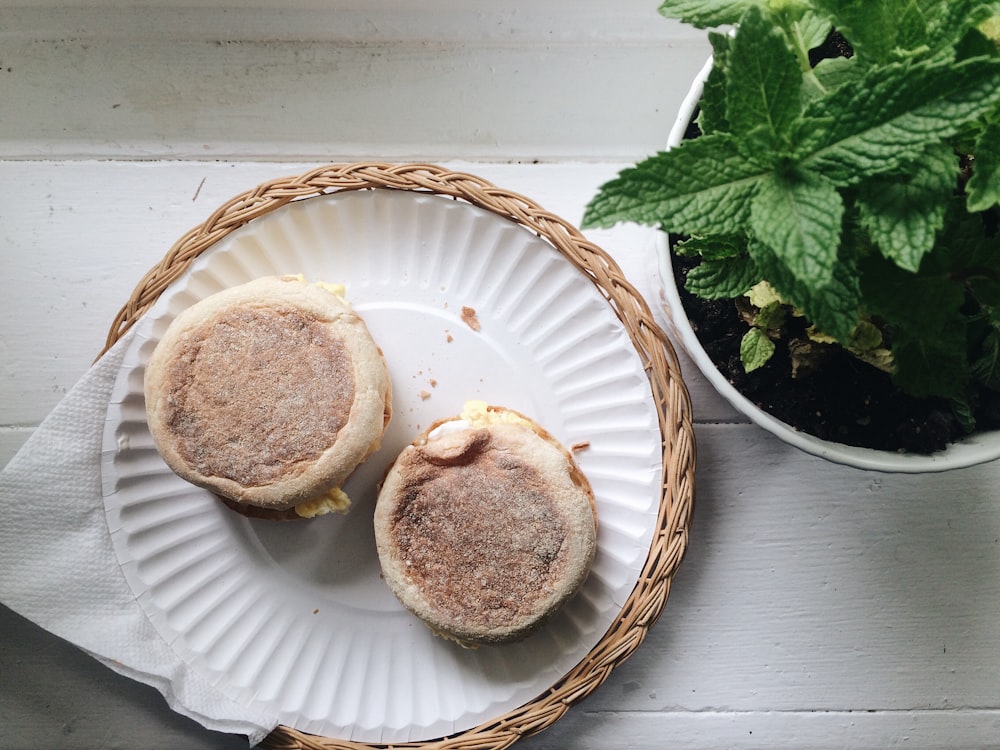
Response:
3,3,1000,748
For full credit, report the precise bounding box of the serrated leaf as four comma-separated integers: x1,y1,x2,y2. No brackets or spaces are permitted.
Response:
788,337,829,377
582,134,771,234
698,32,734,135
853,346,895,374
856,145,958,271
750,238,861,341
791,10,834,51
861,256,967,332
858,253,972,398
811,56,861,92
799,57,1000,184
971,329,1000,388
754,300,787,329
955,24,1000,61
849,320,884,351
981,12,1000,44
727,6,803,140
967,120,1000,212
950,394,977,433
812,0,928,62
935,194,1000,273
685,254,761,299
929,0,1000,52
740,327,776,372
749,170,844,284
747,279,784,307
674,233,746,259
658,0,762,28
890,319,970,399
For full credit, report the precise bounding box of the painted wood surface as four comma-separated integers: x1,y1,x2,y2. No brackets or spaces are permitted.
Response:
2,4,1000,749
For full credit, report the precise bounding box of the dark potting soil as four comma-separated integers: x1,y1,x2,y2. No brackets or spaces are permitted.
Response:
671,252,1000,455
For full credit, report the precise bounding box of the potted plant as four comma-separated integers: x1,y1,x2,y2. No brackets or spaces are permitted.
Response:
583,0,1000,471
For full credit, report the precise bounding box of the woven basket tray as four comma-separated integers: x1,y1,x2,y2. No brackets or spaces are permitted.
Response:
102,162,696,750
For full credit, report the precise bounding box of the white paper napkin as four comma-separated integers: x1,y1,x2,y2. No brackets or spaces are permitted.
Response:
0,329,279,746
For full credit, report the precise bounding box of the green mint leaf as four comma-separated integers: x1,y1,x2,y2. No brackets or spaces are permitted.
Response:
749,170,844,285
740,327,776,372
971,279,1000,311
981,12,1000,44
674,234,747,259
684,254,761,299
861,256,967,332
813,0,928,62
950,394,977,433
955,24,1000,61
811,56,861,93
967,120,1000,212
890,319,970,399
727,5,803,140
789,10,834,51
856,145,958,272
799,57,1000,184
698,32,734,135
582,134,771,234
750,238,861,341
971,329,1000,389
859,252,972,398
747,279,784,308
657,0,762,28
929,0,1000,53
754,300,787,330
849,320,884,352
933,197,1000,305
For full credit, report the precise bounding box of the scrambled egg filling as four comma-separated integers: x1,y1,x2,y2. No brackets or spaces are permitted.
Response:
279,273,347,301
295,486,352,518
316,280,347,300
459,400,532,428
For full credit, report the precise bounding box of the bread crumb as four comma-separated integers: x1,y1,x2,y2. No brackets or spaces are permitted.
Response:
419,390,431,401
571,441,591,453
461,306,481,332
429,378,437,388
446,332,454,343
312,608,319,614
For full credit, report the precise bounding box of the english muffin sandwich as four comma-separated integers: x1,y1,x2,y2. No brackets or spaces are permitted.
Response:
144,275,391,520
374,401,597,646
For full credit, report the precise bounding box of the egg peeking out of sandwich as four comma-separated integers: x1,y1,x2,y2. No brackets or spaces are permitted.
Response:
374,402,597,647
144,275,392,520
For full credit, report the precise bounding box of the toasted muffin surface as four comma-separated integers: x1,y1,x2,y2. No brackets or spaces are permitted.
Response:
374,406,597,646
144,275,391,512
160,303,355,486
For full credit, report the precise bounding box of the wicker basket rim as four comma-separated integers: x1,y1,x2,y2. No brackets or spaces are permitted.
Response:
103,162,696,750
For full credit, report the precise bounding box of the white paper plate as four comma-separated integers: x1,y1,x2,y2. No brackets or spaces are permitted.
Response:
101,189,662,743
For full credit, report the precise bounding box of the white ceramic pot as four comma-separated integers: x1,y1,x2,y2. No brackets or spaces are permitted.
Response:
656,58,1000,473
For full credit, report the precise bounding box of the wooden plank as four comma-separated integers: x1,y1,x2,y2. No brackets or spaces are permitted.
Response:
518,709,1000,750
2,5,710,162
0,429,32,468
0,603,248,750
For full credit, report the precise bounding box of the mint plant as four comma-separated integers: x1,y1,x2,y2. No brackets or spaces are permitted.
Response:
584,0,1000,433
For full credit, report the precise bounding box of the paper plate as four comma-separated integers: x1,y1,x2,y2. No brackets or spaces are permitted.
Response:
100,188,662,743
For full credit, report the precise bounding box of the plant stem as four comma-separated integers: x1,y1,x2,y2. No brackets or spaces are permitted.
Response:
785,19,827,95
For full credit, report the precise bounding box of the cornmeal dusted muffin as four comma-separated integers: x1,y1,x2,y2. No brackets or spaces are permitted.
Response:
144,275,391,520
374,402,597,646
